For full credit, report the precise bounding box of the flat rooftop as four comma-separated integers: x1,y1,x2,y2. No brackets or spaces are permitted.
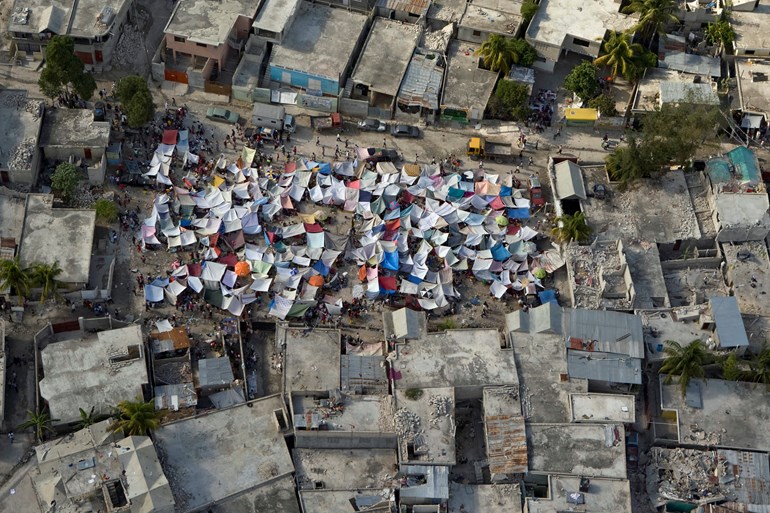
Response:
581,168,701,243
0,91,43,172
460,0,523,35
0,188,26,242
731,3,770,52
164,0,256,45
270,3,367,81
661,377,770,450
39,325,148,424
280,325,340,392
211,475,300,513
442,40,498,111
624,241,669,309
291,393,394,432
640,307,714,362
39,108,110,149
18,194,96,283
427,0,466,22
448,483,523,513
8,0,127,37
723,241,770,318
569,393,635,423
395,387,456,465
252,0,301,34
154,396,294,512
527,423,627,478
715,192,770,232
634,68,710,111
300,490,391,513
527,0,634,47
393,329,517,390
293,448,397,490
510,330,587,424
526,477,631,513
351,18,420,96
736,58,770,115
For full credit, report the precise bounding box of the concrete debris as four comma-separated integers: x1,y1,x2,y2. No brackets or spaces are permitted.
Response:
422,23,453,52
112,8,149,71
70,183,98,208
429,394,451,418
9,137,36,170
0,92,43,118
394,407,421,437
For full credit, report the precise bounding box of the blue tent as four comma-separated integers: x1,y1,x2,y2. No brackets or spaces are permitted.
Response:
382,251,399,271
500,186,512,197
317,162,331,175
508,208,530,219
313,260,330,276
491,243,512,262
538,289,558,304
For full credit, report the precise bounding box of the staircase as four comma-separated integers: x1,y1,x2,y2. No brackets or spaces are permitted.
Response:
259,44,274,89
342,78,354,100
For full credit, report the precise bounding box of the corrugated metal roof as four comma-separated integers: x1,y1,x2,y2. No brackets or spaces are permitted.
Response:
566,309,644,358
198,357,234,388
375,0,430,15
341,354,388,394
709,296,750,348
485,414,528,474
660,51,721,78
554,160,587,200
399,465,450,500
567,350,643,385
397,53,444,110
659,81,719,105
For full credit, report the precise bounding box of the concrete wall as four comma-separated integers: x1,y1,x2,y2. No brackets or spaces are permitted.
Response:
294,431,398,449
339,97,369,117
5,146,42,185
716,224,770,243
375,7,424,23
311,0,377,14
87,154,107,185
457,26,489,45
43,143,107,162
269,66,340,96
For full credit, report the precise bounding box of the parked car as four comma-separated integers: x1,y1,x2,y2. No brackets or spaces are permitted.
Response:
391,124,420,138
94,101,106,122
206,107,240,124
528,176,545,207
365,148,399,164
359,118,387,132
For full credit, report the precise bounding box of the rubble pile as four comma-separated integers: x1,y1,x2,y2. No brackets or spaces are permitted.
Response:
9,137,36,170
429,394,451,418
394,408,421,437
70,183,97,208
651,448,739,503
112,7,149,70
422,24,453,52
0,92,42,118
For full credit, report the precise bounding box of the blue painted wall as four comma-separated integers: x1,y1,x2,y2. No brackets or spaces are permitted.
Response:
269,65,339,96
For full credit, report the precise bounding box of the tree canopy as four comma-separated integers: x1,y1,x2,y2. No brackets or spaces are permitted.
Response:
116,76,155,128
38,36,96,100
0,257,31,304
550,212,592,244
487,80,530,121
520,0,539,28
594,32,656,82
660,339,713,397
109,398,162,436
622,0,678,45
94,198,119,223
29,261,63,303
51,162,81,202
564,62,601,100
476,34,537,75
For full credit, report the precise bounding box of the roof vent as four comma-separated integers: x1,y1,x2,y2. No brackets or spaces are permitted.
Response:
12,7,30,25
98,6,115,26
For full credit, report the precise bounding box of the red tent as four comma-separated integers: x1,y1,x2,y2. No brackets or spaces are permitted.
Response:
162,130,178,145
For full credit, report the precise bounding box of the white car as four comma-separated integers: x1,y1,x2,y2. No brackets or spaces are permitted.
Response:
358,118,387,132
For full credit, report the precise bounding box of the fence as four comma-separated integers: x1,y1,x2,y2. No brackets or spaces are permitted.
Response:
339,97,369,117
204,81,232,97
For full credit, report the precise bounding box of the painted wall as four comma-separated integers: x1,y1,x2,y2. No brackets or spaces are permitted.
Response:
269,65,340,95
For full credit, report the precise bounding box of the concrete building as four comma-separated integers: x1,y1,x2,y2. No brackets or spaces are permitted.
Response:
300,489,392,513
396,49,445,117
708,296,750,352
280,325,341,394
39,324,149,424
0,323,5,431
251,0,303,44
399,465,450,505
159,0,257,91
723,241,770,319
28,421,174,513
394,386,456,465
527,423,626,477
525,476,632,513
18,194,96,286
441,40,498,122
294,448,397,490
457,0,523,44
568,393,635,424
391,327,518,400
208,476,300,513
154,397,293,513
657,377,770,450
0,90,44,185
7,0,132,70
731,2,770,57
640,306,721,362
349,18,421,117
0,187,26,247
564,239,637,311
674,0,724,31
375,0,430,23
525,0,634,72
632,68,719,113
734,58,770,122
449,483,523,513
269,3,368,96
38,108,111,185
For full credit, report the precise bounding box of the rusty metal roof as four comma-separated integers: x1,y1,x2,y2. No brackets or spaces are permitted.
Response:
485,414,528,474
376,0,430,15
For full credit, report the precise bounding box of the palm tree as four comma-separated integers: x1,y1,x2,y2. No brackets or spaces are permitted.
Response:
749,345,770,386
18,409,59,442
0,257,31,305
722,352,750,381
109,398,162,436
594,32,646,82
78,406,111,429
622,0,678,46
476,34,515,75
29,261,63,303
551,212,592,244
660,339,713,397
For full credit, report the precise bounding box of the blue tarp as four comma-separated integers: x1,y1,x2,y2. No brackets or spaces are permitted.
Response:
313,260,330,276
384,208,401,220
500,186,512,197
407,274,422,284
491,243,512,262
382,251,399,271
508,208,530,219
359,190,372,203
317,162,331,175
538,289,558,304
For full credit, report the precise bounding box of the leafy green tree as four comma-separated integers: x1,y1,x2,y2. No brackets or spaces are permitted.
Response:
588,93,618,116
94,198,119,223
476,34,536,75
521,0,539,28
605,136,659,185
109,398,162,436
594,32,654,82
563,61,601,100
0,257,31,304
641,100,720,167
125,90,155,128
660,339,713,397
487,80,530,121
29,261,63,303
705,14,736,50
78,406,111,429
114,76,147,104
51,162,81,202
38,36,96,100
18,409,59,442
622,0,678,46
550,212,592,243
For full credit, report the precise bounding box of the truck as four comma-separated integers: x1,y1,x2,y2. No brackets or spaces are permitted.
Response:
311,113,342,131
466,137,513,161
251,102,286,130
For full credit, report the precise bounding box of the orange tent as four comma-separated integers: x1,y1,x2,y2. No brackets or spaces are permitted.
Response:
234,261,251,277
308,275,325,287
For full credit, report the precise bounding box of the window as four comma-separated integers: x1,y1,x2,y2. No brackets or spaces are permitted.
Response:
174,36,186,43
535,55,547,62
572,37,590,47
744,50,756,55
472,30,482,37
307,78,322,91
196,42,207,48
